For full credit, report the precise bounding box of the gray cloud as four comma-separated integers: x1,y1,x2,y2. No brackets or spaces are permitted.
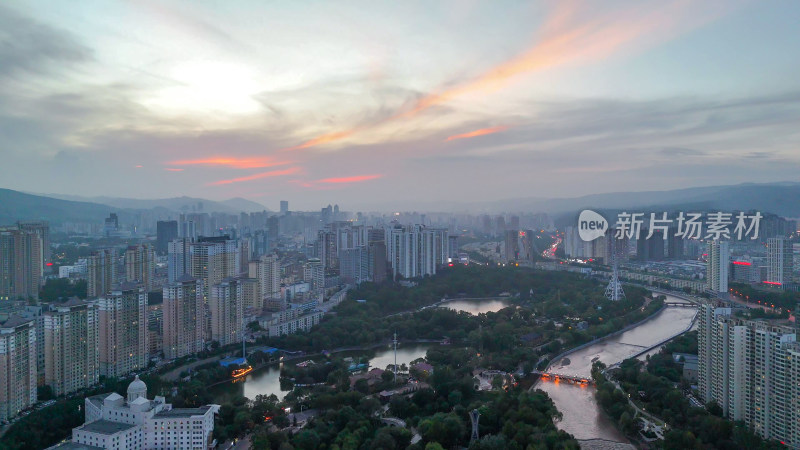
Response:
0,5,92,78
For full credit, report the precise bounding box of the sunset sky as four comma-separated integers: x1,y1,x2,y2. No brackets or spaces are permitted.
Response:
2,1,800,210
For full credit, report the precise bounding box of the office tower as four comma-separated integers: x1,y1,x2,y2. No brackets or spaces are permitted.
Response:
706,240,730,293
98,283,148,378
17,221,50,267
43,300,99,396
368,241,387,284
210,278,243,346
0,226,43,301
304,258,324,290
87,249,116,298
767,237,793,286
124,244,155,291
321,205,333,224
162,275,204,359
167,238,191,283
179,219,197,240
266,216,279,242
103,213,119,237
504,230,520,263
155,220,178,255
698,304,800,446
0,316,37,421
386,224,448,279
280,200,289,214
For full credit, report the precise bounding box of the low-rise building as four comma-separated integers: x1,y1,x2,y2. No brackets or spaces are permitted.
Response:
49,376,219,450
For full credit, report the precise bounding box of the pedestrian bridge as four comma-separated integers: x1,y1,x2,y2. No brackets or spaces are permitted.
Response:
532,371,594,385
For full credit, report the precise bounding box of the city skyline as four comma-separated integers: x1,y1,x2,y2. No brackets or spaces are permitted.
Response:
2,1,800,209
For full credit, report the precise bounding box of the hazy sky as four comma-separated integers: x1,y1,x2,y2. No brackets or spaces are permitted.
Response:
2,0,800,210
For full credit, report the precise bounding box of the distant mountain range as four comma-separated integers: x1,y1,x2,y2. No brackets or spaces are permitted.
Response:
0,189,269,225
496,182,800,218
2,182,799,225
41,194,268,214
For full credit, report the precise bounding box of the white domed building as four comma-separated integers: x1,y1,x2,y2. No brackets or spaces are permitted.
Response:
48,375,219,450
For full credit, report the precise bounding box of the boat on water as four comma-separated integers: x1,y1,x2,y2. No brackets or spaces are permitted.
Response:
232,365,253,378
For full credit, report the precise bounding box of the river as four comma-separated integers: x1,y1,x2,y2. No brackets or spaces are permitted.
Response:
537,295,697,443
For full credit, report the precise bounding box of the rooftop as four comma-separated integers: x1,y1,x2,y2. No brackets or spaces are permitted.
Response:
154,406,212,418
78,420,136,435
0,315,34,329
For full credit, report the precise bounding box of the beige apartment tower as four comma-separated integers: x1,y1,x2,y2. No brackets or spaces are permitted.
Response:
0,316,37,421
210,278,243,346
98,283,148,378
44,299,99,396
162,275,204,359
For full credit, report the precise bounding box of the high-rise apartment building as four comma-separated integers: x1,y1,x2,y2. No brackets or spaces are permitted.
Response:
386,224,448,279
767,237,793,286
340,247,370,284
98,283,148,378
43,300,99,396
87,249,116,298
255,254,280,300
189,236,240,299
17,221,50,267
0,316,37,421
303,258,324,291
698,303,800,447
280,200,289,214
706,240,730,293
210,278,243,346
504,230,520,263
124,244,155,291
155,220,178,255
0,226,43,300
167,237,191,283
162,275,204,360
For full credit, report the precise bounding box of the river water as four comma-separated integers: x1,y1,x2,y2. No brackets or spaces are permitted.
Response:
213,344,433,402
213,296,694,444
440,298,512,315
537,296,697,443
217,299,513,401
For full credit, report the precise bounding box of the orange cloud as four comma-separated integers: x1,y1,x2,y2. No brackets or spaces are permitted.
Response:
280,0,724,151
281,130,357,152
169,157,292,169
164,168,184,172
445,125,510,142
317,174,383,184
209,167,301,186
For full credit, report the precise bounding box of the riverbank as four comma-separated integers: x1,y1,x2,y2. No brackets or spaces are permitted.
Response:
537,295,698,444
